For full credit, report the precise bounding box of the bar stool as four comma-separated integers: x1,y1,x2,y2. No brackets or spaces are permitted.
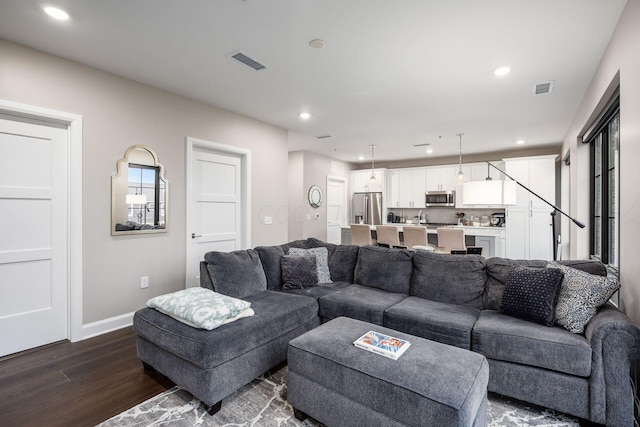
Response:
403,226,432,250
350,224,375,246
436,228,466,253
376,225,405,248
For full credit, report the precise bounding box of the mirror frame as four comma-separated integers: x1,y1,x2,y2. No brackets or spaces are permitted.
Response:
308,185,323,208
111,145,168,235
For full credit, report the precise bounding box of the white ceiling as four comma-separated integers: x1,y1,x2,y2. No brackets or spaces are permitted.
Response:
0,0,627,163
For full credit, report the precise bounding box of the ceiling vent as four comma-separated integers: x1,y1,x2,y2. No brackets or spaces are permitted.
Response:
533,81,554,96
230,51,266,71
316,134,334,139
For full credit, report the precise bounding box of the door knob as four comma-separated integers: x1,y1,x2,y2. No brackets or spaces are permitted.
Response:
192,233,202,239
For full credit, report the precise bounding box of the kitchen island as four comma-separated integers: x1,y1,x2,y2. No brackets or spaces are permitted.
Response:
340,224,506,258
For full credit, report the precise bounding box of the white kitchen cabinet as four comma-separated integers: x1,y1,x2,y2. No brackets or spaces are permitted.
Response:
387,170,399,207
388,168,426,208
426,165,468,191
505,155,557,260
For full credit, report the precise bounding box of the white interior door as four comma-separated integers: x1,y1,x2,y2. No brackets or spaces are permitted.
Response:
187,145,243,288
326,177,346,245
0,116,68,357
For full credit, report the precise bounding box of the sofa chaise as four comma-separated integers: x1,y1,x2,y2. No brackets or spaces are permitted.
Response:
133,237,640,426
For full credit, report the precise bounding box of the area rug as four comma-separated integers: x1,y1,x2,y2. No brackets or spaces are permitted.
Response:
98,366,580,427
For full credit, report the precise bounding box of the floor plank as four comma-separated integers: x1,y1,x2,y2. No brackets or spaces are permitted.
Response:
0,327,172,427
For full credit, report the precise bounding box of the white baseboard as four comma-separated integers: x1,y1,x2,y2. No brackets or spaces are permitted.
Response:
80,311,135,340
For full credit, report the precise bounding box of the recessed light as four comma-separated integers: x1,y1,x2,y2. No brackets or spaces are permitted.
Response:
358,155,365,161
299,112,311,120
494,66,511,77
515,139,525,145
44,6,70,20
425,145,433,154
308,39,326,49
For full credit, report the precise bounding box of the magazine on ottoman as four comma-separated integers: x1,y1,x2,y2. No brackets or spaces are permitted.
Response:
353,330,411,360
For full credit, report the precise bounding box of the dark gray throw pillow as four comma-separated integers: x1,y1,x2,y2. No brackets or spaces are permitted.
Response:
500,266,564,326
281,254,319,290
288,247,332,284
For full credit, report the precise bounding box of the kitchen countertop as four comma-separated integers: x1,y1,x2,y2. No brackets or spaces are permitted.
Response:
343,224,505,237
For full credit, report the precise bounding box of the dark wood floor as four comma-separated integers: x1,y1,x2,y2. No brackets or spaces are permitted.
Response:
0,327,173,427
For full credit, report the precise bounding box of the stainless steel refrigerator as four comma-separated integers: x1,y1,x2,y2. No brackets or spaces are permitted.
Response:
352,192,383,225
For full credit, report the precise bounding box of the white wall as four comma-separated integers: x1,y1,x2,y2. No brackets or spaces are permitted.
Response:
288,151,304,240
0,39,289,326
288,151,352,241
561,0,640,321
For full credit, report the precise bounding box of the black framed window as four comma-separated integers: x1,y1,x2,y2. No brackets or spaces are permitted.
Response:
587,97,619,271
128,163,164,226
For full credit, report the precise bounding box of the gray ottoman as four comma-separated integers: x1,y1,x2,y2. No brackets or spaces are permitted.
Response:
287,317,488,427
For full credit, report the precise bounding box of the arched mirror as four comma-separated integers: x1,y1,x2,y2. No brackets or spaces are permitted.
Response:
111,145,168,235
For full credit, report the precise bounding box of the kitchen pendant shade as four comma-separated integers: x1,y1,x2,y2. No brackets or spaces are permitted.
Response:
462,180,517,205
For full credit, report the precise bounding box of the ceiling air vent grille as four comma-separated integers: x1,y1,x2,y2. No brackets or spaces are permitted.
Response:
316,135,334,139
231,51,266,71
533,81,554,96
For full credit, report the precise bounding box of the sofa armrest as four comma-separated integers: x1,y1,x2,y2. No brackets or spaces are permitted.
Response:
584,303,640,426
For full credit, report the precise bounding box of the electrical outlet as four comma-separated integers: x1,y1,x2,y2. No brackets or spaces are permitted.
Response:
141,276,149,289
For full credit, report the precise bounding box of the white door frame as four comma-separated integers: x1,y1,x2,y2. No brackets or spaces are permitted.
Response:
0,99,83,343
185,137,251,282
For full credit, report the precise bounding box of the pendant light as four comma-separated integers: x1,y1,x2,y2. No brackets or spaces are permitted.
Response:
457,133,465,181
369,144,377,186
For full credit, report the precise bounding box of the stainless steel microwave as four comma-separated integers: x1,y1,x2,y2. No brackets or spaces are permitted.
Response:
425,190,456,207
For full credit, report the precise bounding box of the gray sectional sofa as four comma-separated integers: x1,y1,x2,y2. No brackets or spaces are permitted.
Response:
133,237,640,426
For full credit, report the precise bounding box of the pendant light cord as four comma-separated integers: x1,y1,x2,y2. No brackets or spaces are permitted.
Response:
457,133,464,180
369,144,376,180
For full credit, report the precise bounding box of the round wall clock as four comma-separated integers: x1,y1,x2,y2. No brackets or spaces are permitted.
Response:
308,185,323,208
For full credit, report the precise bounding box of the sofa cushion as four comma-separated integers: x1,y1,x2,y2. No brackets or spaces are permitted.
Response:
204,249,267,299
483,258,547,311
384,296,480,349
318,284,407,325
133,290,319,369
289,247,332,283
281,254,318,290
472,310,592,377
548,261,620,334
307,238,359,283
255,245,287,291
254,240,308,291
500,266,564,326
284,281,351,299
410,251,486,310
255,239,359,290
484,258,607,311
353,246,413,294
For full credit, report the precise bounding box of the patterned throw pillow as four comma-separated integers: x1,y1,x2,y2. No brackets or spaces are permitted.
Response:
500,266,564,326
548,261,620,334
281,254,319,290
288,247,333,283
147,287,253,330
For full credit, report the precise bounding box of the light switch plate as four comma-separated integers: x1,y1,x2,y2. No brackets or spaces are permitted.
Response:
264,216,273,225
